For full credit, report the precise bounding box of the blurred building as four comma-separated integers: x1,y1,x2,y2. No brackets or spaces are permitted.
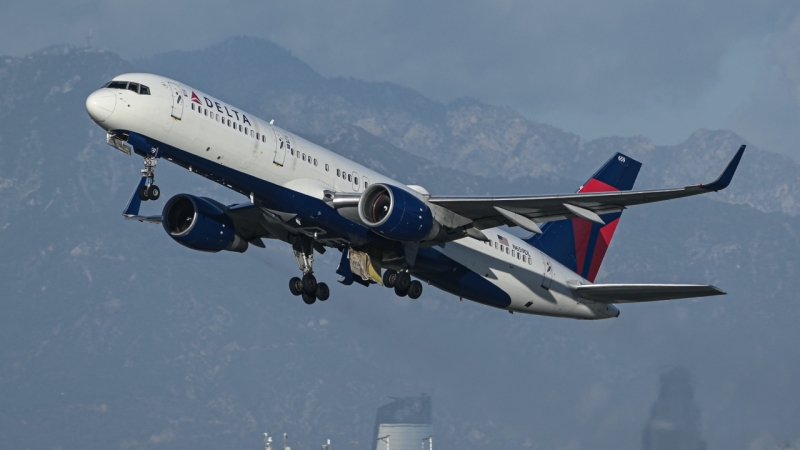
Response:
642,368,706,450
372,394,432,450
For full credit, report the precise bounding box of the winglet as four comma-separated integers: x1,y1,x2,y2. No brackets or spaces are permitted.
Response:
699,145,746,191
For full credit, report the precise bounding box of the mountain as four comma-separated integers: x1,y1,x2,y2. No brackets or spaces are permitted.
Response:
1,40,799,450
140,37,800,216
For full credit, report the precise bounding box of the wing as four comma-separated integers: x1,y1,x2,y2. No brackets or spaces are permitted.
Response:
428,145,745,231
570,283,726,303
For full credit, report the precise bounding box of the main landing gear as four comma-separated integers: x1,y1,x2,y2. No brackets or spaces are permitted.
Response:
382,269,423,299
288,236,329,304
289,274,329,304
137,154,161,201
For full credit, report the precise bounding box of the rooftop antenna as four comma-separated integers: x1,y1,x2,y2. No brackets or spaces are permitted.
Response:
264,433,273,450
422,436,432,450
322,438,331,450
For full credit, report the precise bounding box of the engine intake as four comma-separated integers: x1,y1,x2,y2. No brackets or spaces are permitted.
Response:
162,194,248,253
358,183,438,241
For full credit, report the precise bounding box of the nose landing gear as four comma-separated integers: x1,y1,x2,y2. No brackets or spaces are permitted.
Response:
137,155,161,201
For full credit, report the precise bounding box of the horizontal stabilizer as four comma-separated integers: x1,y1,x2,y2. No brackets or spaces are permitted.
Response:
569,283,725,303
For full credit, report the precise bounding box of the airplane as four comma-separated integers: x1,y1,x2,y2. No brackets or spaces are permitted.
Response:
85,73,746,320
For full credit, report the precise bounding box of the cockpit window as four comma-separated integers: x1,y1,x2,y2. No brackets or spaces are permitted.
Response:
104,80,150,95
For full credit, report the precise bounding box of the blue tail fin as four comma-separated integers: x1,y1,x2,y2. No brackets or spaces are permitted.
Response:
526,153,641,282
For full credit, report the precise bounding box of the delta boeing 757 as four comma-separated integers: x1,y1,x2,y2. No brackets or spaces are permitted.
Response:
85,73,745,319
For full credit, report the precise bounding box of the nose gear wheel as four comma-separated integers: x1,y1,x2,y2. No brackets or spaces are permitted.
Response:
137,155,161,201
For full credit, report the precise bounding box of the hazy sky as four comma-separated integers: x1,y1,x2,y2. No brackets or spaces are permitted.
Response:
3,0,800,154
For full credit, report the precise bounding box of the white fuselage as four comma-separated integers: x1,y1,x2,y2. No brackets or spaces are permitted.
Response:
87,73,619,320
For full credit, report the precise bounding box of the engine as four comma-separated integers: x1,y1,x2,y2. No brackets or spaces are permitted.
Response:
162,194,248,253
357,183,439,241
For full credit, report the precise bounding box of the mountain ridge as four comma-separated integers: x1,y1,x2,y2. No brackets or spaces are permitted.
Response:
1,40,799,450
137,37,800,217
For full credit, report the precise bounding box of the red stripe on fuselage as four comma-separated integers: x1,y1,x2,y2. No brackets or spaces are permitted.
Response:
586,217,620,282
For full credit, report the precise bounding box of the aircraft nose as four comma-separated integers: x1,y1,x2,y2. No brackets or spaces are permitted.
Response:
85,90,116,122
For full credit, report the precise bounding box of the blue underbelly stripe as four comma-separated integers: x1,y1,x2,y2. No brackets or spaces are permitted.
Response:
414,247,512,309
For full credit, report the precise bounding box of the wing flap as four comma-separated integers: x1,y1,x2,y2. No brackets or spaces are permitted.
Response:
570,283,726,303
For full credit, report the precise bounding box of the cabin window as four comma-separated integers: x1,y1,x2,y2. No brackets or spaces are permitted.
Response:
506,247,510,255
216,114,220,121
342,172,347,180
528,258,533,265
364,181,368,188
227,119,230,126
517,253,521,260
314,158,318,166
522,255,527,263
308,157,312,165
336,169,341,176
495,242,498,249
191,103,195,111
347,174,352,182
256,132,260,140
325,164,329,171
106,81,127,89
512,251,515,258
140,85,150,95
251,130,254,137
127,82,140,93
239,125,242,132
500,245,504,252
244,127,248,134
302,154,306,161
204,109,208,116
262,135,266,143
290,149,294,156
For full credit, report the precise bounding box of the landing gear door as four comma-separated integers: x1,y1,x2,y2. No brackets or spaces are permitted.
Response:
540,254,554,290
168,82,184,120
273,130,287,166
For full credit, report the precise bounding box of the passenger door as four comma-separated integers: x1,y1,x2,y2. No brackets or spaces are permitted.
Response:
273,130,287,166
168,82,184,120
540,253,554,290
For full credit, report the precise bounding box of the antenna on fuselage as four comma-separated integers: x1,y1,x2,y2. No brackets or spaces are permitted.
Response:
270,119,274,124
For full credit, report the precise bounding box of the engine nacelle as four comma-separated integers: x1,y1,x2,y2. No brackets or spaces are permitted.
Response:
162,194,248,253
358,183,438,241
